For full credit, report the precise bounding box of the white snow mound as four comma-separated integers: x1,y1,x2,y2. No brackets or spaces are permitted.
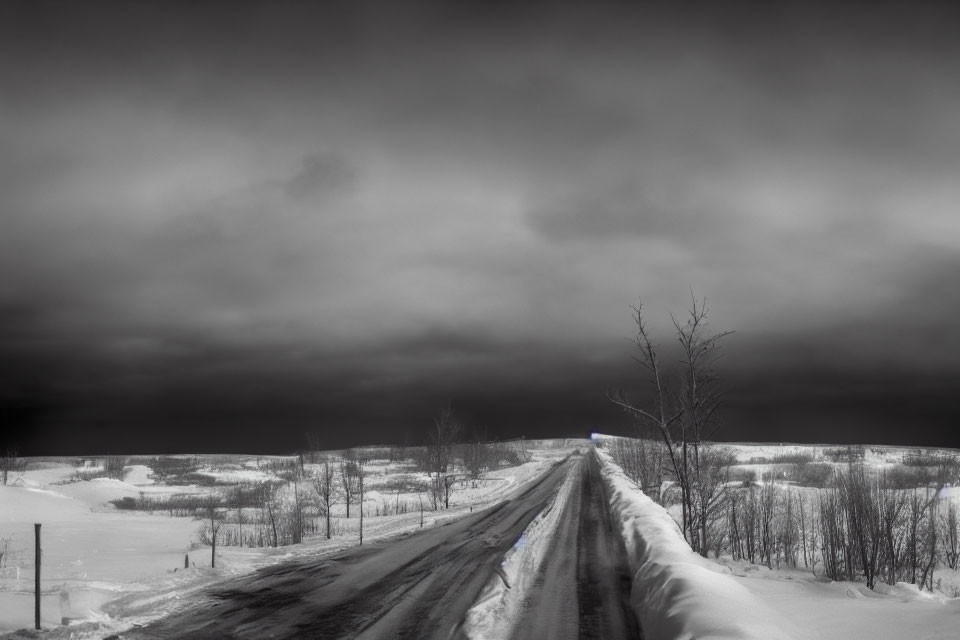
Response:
597,450,799,640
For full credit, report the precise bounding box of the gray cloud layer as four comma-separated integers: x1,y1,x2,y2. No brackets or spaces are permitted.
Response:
2,1,959,452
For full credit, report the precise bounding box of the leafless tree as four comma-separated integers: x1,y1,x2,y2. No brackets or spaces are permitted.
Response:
311,460,339,539
290,480,306,545
837,462,885,588
756,477,778,568
608,431,666,502
1,448,25,485
197,497,225,568
463,427,494,481
818,484,849,582
356,454,367,545
940,501,960,571
918,497,939,590
877,473,908,585
608,295,732,553
796,489,817,573
230,483,250,547
690,446,734,556
340,450,361,518
257,482,281,548
430,404,462,510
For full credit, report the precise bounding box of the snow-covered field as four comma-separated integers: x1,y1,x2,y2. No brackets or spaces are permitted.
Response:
722,558,960,640
4,438,958,639
597,438,960,640
0,464,200,632
0,443,579,636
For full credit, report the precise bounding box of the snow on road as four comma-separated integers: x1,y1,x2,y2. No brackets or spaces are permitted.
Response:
464,458,579,639
466,450,639,640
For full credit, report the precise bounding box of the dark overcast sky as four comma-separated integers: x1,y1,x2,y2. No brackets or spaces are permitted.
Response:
2,1,959,455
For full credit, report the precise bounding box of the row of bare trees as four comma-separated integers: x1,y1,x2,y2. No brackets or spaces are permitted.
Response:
197,402,535,564
817,463,948,589
610,438,959,595
609,430,960,592
197,451,376,554
196,479,316,558
728,464,958,592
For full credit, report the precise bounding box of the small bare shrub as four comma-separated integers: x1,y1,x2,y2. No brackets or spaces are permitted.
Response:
790,463,834,488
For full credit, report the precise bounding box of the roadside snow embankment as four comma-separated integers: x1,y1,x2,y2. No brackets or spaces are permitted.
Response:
597,450,798,640
463,461,578,639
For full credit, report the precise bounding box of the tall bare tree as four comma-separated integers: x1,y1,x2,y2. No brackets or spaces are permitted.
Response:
340,451,359,518
199,497,225,568
258,482,281,548
430,404,462,510
941,501,960,571
291,480,306,544
311,460,339,539
608,295,732,553
356,454,367,545
232,483,249,547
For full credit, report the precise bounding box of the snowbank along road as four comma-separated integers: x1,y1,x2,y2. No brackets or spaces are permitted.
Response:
113,450,640,639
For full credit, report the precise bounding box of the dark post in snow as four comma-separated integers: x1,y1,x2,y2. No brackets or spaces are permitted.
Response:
35,523,41,630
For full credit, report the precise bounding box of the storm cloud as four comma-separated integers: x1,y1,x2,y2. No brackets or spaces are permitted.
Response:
1,1,959,454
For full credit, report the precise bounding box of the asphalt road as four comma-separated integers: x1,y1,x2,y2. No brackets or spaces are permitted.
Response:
113,450,640,639
509,450,639,640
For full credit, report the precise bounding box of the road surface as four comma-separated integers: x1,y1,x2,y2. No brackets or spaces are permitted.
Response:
510,450,639,640
114,450,640,639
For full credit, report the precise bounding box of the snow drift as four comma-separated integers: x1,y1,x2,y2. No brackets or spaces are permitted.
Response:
463,461,578,639
597,449,799,640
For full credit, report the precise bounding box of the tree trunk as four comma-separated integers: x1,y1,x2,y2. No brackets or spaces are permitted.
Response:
210,511,216,568
359,473,364,545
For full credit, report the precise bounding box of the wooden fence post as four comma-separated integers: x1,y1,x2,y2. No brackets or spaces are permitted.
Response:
35,523,41,630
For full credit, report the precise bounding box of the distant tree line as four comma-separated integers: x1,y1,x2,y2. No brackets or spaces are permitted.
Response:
106,408,531,566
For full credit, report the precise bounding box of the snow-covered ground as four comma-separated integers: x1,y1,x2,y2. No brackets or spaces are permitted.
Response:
4,439,957,638
0,444,578,636
720,558,960,640
597,439,960,640
0,466,198,632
